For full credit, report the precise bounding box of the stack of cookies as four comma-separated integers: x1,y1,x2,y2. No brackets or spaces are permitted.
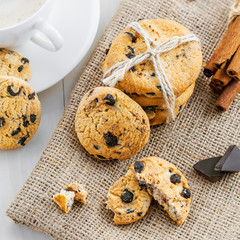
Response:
102,19,202,125
0,49,41,149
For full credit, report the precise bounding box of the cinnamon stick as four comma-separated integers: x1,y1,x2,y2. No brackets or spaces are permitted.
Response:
204,16,240,77
215,79,240,112
226,46,240,80
209,62,232,93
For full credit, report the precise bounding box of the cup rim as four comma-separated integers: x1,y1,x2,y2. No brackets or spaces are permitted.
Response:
0,0,51,31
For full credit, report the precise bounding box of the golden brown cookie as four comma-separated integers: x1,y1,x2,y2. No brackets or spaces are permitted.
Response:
106,167,152,225
102,19,202,98
75,87,150,160
128,83,195,108
0,76,41,149
0,48,31,81
146,102,187,125
131,157,192,225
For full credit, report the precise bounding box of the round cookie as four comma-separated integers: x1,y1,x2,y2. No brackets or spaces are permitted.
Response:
128,83,195,108
102,19,202,98
75,87,150,161
131,157,192,225
106,168,152,225
0,76,41,149
0,48,31,81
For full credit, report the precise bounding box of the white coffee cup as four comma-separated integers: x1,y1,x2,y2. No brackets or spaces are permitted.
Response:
0,0,64,51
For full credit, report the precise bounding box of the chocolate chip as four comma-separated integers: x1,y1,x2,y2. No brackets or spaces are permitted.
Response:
142,106,157,112
121,189,134,203
142,119,145,124
126,209,135,214
28,92,35,100
170,174,181,184
7,85,21,96
104,132,118,147
146,92,156,96
134,161,144,173
124,32,136,43
64,188,73,192
94,145,99,150
97,155,106,159
22,116,30,127
18,65,24,72
105,48,110,55
176,55,179,59
169,169,172,173
151,72,156,77
126,46,135,59
138,180,147,190
181,188,191,199
0,117,5,127
11,126,21,136
103,94,115,105
118,212,121,215
105,43,112,55
89,89,94,95
179,105,183,111
137,212,143,216
157,86,162,91
18,136,27,146
30,114,37,123
137,18,143,21
21,57,29,64
129,66,136,72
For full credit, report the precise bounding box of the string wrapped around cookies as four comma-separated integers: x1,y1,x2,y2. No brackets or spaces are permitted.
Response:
102,19,202,125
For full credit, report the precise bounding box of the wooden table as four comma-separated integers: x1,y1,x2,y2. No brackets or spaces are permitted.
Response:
0,1,121,239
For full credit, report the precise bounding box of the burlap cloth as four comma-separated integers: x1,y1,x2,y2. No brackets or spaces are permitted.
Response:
6,0,240,239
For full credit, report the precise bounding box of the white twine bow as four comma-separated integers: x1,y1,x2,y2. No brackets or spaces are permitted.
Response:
228,0,240,25
102,21,200,122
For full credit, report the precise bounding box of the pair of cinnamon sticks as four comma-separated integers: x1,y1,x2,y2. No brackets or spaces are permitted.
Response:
204,16,240,112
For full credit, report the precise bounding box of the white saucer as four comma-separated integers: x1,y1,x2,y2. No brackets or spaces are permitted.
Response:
13,0,100,93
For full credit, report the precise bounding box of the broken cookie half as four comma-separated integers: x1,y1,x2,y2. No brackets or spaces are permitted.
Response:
131,157,192,225
106,168,152,225
53,182,87,213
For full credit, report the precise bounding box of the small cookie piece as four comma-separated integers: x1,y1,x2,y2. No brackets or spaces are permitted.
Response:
53,189,75,213
106,168,152,225
102,19,202,98
64,182,87,204
75,87,150,160
0,48,31,81
131,157,192,225
0,76,41,149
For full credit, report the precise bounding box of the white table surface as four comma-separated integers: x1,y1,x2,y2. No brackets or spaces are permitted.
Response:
0,0,121,239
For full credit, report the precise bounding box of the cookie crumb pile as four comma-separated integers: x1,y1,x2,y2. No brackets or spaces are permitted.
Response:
53,182,87,213
102,19,202,125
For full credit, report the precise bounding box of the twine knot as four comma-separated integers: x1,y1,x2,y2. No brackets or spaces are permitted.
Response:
102,21,200,122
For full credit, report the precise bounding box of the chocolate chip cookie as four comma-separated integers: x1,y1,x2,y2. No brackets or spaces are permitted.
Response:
0,48,31,81
102,19,202,98
131,157,192,225
128,83,195,108
0,76,41,149
75,87,150,160
106,168,152,224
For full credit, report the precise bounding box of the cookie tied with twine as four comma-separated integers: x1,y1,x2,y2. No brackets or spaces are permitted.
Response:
102,19,201,123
